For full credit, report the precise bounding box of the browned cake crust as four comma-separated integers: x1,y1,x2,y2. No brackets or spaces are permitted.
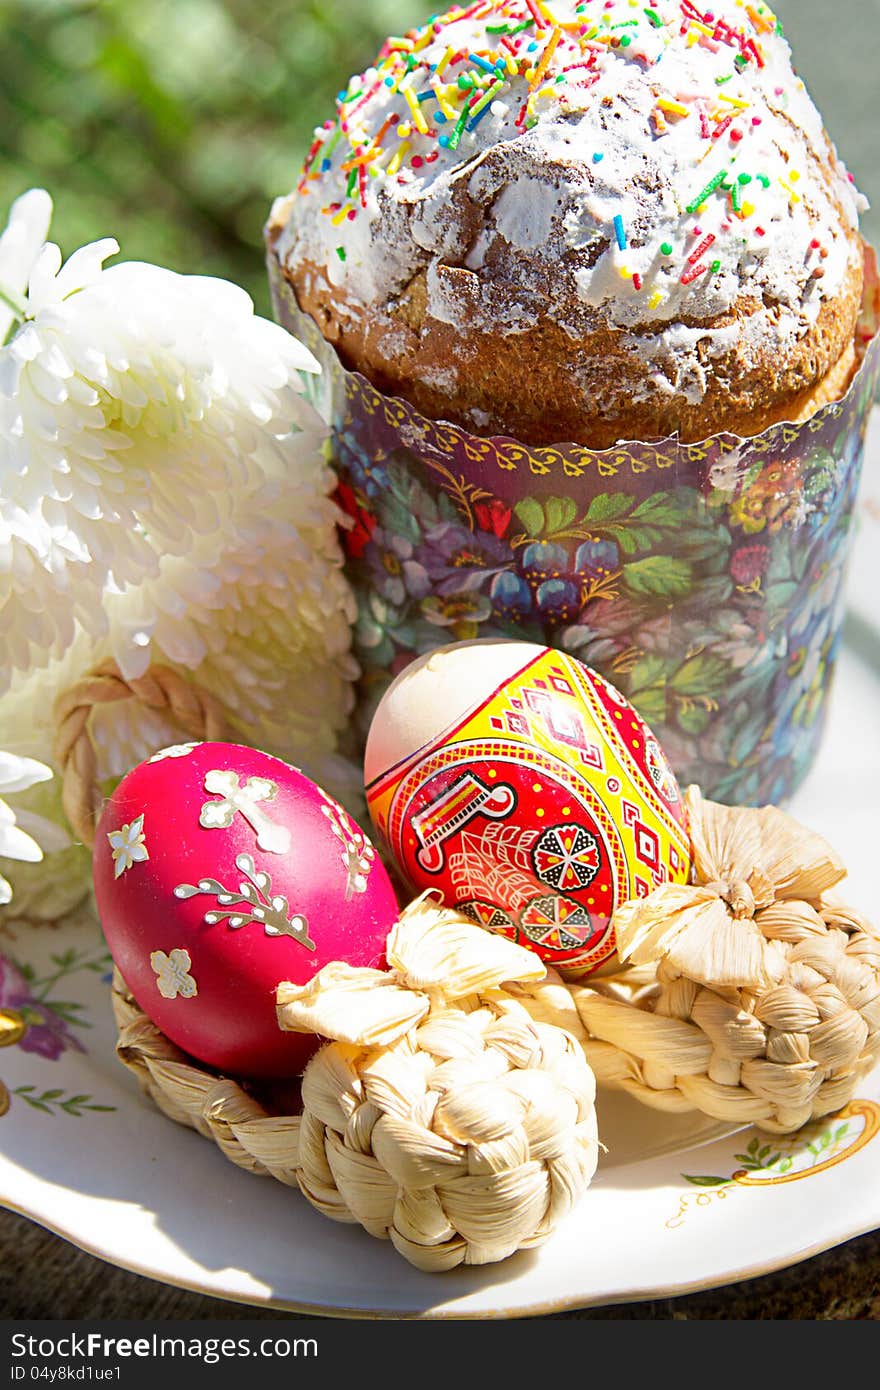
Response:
274,239,862,447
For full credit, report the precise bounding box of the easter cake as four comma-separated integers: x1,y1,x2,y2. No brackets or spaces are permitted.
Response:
267,0,867,448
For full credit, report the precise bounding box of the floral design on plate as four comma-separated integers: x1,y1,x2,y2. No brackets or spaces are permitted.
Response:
666,1100,880,1228
199,770,291,855
0,940,115,1119
106,814,149,878
174,852,315,950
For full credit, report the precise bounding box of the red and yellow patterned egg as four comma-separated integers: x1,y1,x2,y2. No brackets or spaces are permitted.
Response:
93,742,398,1078
365,641,690,977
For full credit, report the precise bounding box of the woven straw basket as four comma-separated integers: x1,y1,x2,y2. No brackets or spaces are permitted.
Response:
114,897,600,1271
56,663,880,1266
572,788,880,1135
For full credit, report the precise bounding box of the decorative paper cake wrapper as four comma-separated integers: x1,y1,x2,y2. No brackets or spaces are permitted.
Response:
269,245,880,807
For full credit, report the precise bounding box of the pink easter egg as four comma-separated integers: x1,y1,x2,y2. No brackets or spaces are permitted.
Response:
93,741,398,1078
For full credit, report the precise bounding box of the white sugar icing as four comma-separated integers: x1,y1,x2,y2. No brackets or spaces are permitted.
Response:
273,0,866,399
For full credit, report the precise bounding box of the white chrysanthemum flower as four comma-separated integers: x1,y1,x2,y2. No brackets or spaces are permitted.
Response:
0,189,331,694
0,190,362,913
0,188,52,342
0,751,62,905
0,472,358,777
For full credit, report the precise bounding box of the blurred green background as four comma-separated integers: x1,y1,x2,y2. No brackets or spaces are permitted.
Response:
0,0,877,316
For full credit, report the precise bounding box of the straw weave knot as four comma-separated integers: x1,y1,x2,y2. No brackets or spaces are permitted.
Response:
571,787,880,1135
54,659,232,847
705,877,756,917
278,897,599,1269
112,897,599,1271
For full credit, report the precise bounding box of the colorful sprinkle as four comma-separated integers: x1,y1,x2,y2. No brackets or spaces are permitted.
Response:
533,26,563,87
686,168,729,214
469,52,501,75
680,261,707,284
657,97,689,117
469,78,506,123
447,102,471,151
298,0,819,306
387,142,409,175
688,232,716,264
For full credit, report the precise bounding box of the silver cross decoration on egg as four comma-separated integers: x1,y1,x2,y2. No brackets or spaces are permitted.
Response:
199,769,291,855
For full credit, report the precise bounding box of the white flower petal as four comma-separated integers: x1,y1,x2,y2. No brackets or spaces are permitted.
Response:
0,188,52,343
0,212,358,910
26,242,63,314
0,820,44,862
50,238,119,304
0,751,52,793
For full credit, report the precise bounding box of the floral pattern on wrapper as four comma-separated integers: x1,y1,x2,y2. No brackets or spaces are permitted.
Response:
271,249,880,807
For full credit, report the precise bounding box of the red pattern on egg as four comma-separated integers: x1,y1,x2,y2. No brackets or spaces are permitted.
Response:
585,667,687,825
367,648,691,976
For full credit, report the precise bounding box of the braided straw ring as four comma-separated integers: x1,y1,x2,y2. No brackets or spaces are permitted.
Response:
113,898,600,1271
570,788,880,1135
54,659,232,847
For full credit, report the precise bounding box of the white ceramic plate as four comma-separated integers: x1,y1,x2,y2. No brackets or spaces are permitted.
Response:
2,418,879,1320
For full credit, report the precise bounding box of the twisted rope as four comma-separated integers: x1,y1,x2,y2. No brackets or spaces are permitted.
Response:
54,660,232,847
112,901,600,1271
